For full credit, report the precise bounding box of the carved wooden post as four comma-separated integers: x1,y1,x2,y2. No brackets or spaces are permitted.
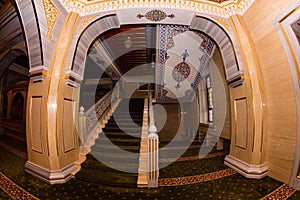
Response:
78,106,86,151
148,124,159,188
6,91,13,119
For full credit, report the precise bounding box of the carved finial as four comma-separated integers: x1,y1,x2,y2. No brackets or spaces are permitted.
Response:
149,125,157,134
79,106,85,114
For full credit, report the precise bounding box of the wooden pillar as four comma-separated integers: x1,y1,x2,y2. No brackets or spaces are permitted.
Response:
21,91,27,122
24,12,80,184
0,79,3,118
224,15,268,179
6,90,13,119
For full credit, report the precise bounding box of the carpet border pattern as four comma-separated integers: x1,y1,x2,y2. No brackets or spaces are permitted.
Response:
0,172,38,200
260,183,296,200
158,168,237,186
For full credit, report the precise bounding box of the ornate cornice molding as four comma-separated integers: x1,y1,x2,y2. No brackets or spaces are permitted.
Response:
58,0,255,18
42,0,60,40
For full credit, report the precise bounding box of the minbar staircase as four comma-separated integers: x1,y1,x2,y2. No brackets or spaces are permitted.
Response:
76,98,144,187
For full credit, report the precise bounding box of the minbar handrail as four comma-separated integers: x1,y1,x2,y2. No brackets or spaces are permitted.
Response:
147,87,159,188
79,90,116,148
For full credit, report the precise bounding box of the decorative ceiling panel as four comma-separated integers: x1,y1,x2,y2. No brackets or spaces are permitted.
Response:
58,0,255,18
156,24,215,103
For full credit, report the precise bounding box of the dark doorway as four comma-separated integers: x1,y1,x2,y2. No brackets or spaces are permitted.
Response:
12,92,24,120
2,93,7,118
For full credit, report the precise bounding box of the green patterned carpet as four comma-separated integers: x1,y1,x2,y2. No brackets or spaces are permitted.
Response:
0,145,300,199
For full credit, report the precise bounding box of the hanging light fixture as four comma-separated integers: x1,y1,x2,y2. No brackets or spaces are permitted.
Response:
124,36,133,49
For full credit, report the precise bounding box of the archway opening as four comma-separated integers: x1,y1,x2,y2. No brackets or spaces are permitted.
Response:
76,23,231,186
12,92,24,120
0,51,29,157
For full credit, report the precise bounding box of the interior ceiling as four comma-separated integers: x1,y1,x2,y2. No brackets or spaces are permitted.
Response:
206,0,231,2
100,25,155,75
85,0,231,3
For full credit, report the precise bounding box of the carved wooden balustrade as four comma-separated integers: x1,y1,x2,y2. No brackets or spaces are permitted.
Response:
78,90,119,149
148,89,159,188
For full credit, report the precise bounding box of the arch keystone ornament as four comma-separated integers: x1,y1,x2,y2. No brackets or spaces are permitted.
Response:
137,9,175,22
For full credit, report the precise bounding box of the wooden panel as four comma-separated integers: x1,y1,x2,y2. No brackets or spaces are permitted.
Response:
30,96,43,154
62,98,76,153
212,47,231,139
234,98,247,149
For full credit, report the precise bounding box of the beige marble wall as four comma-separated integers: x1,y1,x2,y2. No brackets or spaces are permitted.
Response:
241,0,297,183
211,47,231,140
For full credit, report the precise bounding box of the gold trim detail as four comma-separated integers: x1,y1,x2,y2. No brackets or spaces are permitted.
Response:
43,0,60,40
59,0,255,18
80,15,97,31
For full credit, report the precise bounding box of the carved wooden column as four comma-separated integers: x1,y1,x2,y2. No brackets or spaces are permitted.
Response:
6,90,13,119
21,91,27,122
224,15,268,179
24,8,80,184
